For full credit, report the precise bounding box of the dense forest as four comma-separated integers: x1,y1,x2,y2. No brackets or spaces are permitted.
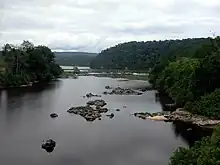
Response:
148,37,220,164
0,41,63,87
149,37,220,118
55,52,97,66
90,38,210,70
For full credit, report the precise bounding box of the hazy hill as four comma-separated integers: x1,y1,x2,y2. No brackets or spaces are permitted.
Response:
90,38,210,70
54,52,97,66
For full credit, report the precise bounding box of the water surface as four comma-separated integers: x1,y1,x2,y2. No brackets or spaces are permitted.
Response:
0,76,192,165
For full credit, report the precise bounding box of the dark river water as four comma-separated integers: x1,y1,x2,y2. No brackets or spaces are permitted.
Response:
0,76,206,165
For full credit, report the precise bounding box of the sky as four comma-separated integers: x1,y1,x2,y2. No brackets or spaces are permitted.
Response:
1,0,220,53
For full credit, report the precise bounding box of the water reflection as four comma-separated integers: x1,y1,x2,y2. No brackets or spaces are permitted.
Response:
171,121,212,147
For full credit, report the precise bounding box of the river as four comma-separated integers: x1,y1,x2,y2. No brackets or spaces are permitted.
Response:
0,76,206,165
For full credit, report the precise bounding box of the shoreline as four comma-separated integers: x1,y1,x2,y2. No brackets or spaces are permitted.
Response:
0,79,58,90
134,108,220,129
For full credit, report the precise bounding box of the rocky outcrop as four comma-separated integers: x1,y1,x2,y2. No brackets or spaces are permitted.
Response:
134,109,220,128
85,93,101,98
168,109,220,128
86,100,107,107
42,139,56,153
67,100,109,122
104,87,142,95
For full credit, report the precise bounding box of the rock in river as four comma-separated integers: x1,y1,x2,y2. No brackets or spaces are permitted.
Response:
105,86,112,89
87,100,107,107
85,93,101,98
67,101,108,122
134,109,220,128
106,113,114,119
50,113,58,118
104,87,142,95
42,139,56,153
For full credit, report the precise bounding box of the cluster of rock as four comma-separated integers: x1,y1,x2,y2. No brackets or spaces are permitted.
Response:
134,109,220,128
84,93,101,98
87,100,107,107
42,139,56,153
168,109,220,128
103,87,142,95
67,100,109,122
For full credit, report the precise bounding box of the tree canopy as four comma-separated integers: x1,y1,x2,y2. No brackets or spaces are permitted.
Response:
150,37,220,119
170,126,220,165
0,41,62,87
91,38,210,70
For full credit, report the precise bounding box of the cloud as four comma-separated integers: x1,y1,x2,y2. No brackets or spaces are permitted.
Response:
1,0,220,52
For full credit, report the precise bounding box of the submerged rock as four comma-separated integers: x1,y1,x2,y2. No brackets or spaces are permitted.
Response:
50,113,58,118
42,139,56,153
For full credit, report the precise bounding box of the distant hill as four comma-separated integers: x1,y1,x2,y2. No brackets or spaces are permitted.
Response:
90,38,210,70
54,52,97,66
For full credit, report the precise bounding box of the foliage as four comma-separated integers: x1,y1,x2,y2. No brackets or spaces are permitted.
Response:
170,126,220,165
0,41,63,87
186,89,220,119
91,38,209,70
150,36,220,119
155,57,200,105
55,52,97,66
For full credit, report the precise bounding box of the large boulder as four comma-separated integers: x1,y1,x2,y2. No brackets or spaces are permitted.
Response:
42,139,56,153
50,113,58,118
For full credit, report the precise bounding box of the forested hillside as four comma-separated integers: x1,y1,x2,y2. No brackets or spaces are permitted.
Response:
144,37,220,164
90,38,210,70
55,52,97,66
0,41,62,87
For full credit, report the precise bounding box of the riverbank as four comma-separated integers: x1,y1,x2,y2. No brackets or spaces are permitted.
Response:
134,108,220,129
0,79,58,90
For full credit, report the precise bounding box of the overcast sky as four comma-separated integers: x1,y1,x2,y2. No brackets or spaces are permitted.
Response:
1,0,220,52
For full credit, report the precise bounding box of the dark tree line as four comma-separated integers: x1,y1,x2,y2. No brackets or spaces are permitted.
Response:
90,38,210,70
0,41,63,87
55,52,97,66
